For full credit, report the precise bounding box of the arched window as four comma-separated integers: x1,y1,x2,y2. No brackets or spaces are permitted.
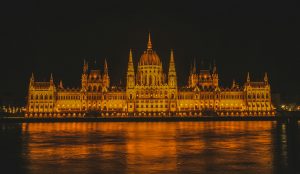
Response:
49,95,52,100
40,95,43,100
31,95,34,100
149,76,152,85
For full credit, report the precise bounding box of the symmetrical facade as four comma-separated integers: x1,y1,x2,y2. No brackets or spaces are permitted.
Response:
26,34,275,117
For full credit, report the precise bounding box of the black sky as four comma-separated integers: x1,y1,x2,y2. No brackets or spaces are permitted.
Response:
1,0,300,105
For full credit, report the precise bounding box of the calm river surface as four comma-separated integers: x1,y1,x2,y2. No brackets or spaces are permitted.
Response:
0,121,299,174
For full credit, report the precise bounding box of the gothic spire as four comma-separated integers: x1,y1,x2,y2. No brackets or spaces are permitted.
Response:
50,73,54,85
129,48,133,63
104,58,108,74
83,59,88,74
168,49,175,72
59,80,64,88
147,32,152,50
264,72,268,83
213,59,217,74
127,49,134,74
30,72,34,82
168,49,177,87
247,72,250,83
192,58,196,74
232,79,236,88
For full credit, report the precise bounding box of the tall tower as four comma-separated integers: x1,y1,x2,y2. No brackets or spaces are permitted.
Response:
168,49,177,88
168,49,178,112
102,59,110,88
126,49,135,89
126,49,136,113
81,60,88,89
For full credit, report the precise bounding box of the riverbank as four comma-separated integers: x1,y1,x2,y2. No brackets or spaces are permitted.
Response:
0,116,298,123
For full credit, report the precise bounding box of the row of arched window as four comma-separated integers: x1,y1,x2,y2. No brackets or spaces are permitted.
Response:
57,95,80,100
87,85,102,92
29,104,53,109
247,93,269,99
30,94,52,100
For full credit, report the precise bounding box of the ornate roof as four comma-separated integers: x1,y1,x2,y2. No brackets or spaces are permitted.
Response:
139,33,161,66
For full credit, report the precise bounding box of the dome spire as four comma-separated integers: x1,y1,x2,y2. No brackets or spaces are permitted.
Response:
147,32,152,50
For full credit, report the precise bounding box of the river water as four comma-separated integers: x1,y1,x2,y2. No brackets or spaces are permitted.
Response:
0,121,299,174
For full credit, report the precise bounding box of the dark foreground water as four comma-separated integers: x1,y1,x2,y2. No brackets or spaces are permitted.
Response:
0,121,299,174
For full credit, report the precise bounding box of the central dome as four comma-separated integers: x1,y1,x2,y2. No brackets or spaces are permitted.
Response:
139,33,161,66
139,50,161,65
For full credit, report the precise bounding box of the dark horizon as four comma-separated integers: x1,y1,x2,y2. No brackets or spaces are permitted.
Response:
1,1,300,105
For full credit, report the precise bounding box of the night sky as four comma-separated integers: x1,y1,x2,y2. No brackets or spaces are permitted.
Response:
1,0,300,105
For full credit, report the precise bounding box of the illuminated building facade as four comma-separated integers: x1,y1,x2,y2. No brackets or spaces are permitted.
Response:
26,34,275,117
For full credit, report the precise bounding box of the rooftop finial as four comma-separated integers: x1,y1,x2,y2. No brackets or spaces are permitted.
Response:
264,72,268,83
247,72,250,82
232,79,236,88
59,80,64,88
192,58,196,73
213,59,217,74
170,49,174,63
30,72,34,81
104,58,108,74
129,49,133,63
147,32,152,50
50,73,54,85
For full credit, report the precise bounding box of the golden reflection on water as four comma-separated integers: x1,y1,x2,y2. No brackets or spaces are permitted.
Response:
21,122,276,174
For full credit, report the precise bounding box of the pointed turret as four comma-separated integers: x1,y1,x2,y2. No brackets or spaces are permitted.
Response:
147,32,152,50
30,72,34,82
264,72,268,84
212,60,219,87
126,49,135,89
83,59,88,74
50,73,54,84
59,80,64,89
29,72,34,87
104,58,108,74
102,58,110,88
81,60,88,89
192,59,196,74
168,49,177,88
232,80,236,88
213,60,217,74
127,49,134,74
247,72,250,83
168,49,175,72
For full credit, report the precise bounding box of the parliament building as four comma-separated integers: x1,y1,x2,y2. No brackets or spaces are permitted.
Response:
26,34,275,117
